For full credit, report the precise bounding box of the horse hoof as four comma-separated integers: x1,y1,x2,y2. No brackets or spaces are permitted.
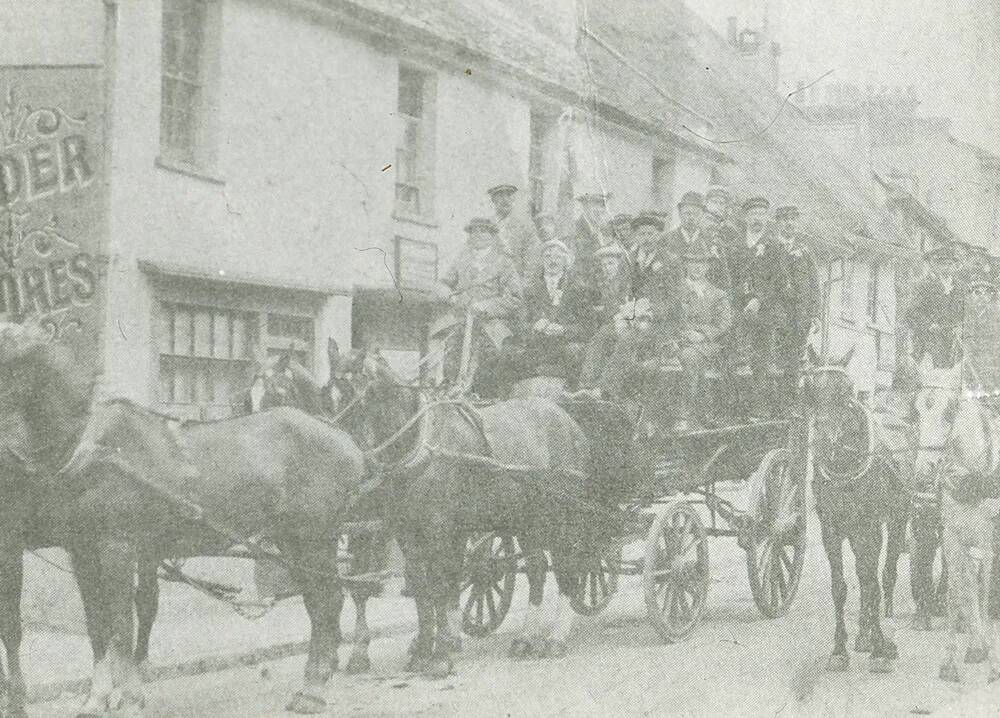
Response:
939,663,962,683
345,653,371,674
911,615,933,632
990,669,1000,684
853,633,873,653
542,639,568,659
884,606,893,619
423,657,453,680
825,654,849,672
882,642,899,661
286,690,327,714
509,638,534,659
965,646,990,665
438,635,462,654
869,656,893,674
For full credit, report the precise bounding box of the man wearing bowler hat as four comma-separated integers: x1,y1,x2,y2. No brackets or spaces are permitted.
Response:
664,190,731,290
487,181,541,281
725,195,778,420
769,204,821,416
905,244,966,368
433,216,522,395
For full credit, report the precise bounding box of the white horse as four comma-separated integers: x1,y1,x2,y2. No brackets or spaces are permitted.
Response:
914,357,1000,683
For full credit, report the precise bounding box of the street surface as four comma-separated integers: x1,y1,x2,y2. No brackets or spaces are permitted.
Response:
29,507,1000,717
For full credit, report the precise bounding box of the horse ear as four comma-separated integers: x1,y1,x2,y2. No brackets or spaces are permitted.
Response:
837,345,855,368
275,344,293,373
806,344,821,367
327,337,341,373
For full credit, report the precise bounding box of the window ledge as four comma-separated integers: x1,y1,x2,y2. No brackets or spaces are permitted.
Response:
393,211,439,229
155,156,226,185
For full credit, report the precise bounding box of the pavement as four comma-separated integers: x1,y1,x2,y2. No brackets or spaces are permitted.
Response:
23,484,1000,716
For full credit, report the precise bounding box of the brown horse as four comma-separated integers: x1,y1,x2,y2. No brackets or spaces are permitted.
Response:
804,348,912,674
0,322,365,716
335,346,636,677
248,340,386,674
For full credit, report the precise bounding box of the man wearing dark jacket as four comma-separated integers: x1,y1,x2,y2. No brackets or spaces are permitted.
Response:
517,238,596,381
905,244,965,368
663,191,731,290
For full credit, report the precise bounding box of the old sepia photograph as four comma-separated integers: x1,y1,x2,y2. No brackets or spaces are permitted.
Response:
1,0,999,715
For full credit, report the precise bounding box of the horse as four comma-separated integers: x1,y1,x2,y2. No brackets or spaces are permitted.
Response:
0,321,366,715
913,357,1000,683
248,339,387,675
333,345,636,678
803,347,912,673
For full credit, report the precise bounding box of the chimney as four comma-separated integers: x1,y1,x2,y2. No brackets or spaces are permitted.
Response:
727,16,738,46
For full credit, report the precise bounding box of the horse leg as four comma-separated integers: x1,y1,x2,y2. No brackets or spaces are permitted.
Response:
939,523,963,682
511,539,548,659
883,514,907,618
855,526,896,672
964,520,993,666
403,546,435,674
69,546,109,716
77,538,144,717
344,534,374,674
848,529,875,654
910,507,937,629
423,531,464,679
822,523,849,671
541,557,578,659
281,530,343,715
0,534,26,718
134,552,159,680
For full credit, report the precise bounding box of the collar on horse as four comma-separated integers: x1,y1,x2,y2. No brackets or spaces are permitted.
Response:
815,397,876,490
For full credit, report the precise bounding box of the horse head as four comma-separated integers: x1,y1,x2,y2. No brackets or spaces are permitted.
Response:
802,345,856,428
913,356,965,480
248,343,322,414
0,319,91,476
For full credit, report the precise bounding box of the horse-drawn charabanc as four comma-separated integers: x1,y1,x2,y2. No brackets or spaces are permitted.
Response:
454,400,809,643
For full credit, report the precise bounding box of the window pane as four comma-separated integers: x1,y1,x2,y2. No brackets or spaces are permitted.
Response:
396,184,420,215
398,67,424,117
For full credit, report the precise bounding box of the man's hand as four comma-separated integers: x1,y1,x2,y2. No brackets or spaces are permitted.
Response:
744,298,761,314
681,329,704,343
544,323,565,337
470,300,489,314
533,318,549,333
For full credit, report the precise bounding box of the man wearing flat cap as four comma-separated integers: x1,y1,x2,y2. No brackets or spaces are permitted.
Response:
572,191,612,280
605,213,636,257
676,248,733,430
434,216,523,395
512,237,597,383
664,191,731,290
904,244,965,369
487,182,542,282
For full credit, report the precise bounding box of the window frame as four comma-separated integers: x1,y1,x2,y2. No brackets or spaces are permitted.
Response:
159,0,222,172
651,153,675,212
528,110,554,217
394,64,436,221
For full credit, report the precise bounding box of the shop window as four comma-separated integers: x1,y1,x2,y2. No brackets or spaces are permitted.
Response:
157,302,315,419
528,111,554,217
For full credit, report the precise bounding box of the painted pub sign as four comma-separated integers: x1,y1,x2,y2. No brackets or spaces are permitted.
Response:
0,67,105,369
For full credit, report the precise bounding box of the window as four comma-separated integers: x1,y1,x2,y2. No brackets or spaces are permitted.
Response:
157,302,315,419
395,66,434,218
394,236,438,287
157,302,257,420
838,259,854,322
866,262,881,324
651,154,675,212
160,0,218,166
528,111,554,217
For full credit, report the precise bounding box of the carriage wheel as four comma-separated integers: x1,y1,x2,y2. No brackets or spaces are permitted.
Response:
745,448,807,619
570,540,622,616
460,532,518,637
643,502,710,642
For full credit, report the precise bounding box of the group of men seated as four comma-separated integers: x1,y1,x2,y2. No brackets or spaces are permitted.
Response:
433,180,822,431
